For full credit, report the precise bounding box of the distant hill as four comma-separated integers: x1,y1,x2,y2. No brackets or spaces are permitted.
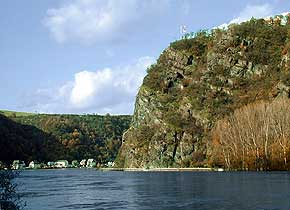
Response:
0,114,61,164
0,111,131,164
0,110,36,117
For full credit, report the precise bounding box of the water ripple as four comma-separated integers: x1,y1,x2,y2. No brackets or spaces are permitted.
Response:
17,170,290,210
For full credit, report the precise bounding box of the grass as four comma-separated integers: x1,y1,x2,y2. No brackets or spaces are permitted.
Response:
0,110,36,117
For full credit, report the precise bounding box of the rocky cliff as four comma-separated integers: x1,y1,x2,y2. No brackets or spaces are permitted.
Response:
116,17,290,168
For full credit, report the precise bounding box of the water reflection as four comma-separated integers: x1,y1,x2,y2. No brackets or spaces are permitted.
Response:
18,170,290,210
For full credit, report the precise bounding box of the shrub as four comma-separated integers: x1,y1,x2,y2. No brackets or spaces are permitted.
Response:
0,170,24,210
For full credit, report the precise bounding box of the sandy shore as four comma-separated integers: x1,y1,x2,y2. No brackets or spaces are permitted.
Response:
99,167,223,172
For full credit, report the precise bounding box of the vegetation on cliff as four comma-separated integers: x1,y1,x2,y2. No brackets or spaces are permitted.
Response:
116,16,290,170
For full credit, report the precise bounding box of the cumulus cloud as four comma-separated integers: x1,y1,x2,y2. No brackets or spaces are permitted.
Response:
217,4,273,28
43,0,170,43
70,69,112,107
23,56,155,114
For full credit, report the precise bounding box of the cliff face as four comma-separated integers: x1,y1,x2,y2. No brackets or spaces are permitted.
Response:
116,17,290,168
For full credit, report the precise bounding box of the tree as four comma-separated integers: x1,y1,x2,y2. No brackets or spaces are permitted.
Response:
211,97,290,170
0,170,24,210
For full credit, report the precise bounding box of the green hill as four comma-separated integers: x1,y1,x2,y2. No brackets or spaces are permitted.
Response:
0,114,61,163
0,110,36,117
0,112,131,165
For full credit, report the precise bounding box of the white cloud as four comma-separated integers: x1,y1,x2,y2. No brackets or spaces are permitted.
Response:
230,4,273,24
23,56,155,114
43,0,169,43
70,69,112,107
217,4,273,28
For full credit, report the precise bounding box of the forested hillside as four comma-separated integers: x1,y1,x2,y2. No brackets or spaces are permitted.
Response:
0,114,61,163
0,111,131,164
116,15,290,170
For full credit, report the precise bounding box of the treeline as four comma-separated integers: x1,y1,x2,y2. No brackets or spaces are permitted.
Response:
0,112,131,164
211,97,290,170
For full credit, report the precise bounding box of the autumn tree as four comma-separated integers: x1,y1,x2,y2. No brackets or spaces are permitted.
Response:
211,97,290,170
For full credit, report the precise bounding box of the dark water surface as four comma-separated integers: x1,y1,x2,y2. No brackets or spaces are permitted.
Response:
17,169,290,210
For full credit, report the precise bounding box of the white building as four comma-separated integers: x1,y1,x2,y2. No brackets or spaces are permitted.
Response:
86,159,96,168
47,162,55,168
55,160,69,168
28,161,42,169
107,161,115,167
12,160,25,170
28,161,34,169
80,159,87,167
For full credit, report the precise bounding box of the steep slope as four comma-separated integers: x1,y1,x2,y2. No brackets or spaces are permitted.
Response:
0,112,131,163
116,16,290,168
0,114,62,164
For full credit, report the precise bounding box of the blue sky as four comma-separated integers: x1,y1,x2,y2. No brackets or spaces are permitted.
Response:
0,0,289,114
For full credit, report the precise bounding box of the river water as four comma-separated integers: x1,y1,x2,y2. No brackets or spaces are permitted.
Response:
17,169,290,210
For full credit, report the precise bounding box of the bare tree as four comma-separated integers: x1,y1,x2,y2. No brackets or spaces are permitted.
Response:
211,97,290,170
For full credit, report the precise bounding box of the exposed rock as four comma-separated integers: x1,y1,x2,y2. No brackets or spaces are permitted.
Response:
116,17,290,168
270,82,290,97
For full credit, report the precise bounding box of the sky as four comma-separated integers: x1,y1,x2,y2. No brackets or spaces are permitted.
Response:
0,0,289,115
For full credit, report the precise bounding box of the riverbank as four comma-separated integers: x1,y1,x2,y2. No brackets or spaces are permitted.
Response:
99,167,223,172
2,166,224,172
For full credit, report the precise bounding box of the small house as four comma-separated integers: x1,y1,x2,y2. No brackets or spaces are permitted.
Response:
80,159,87,167
86,159,96,168
28,161,42,169
55,160,69,168
47,162,55,168
12,160,25,170
107,161,115,167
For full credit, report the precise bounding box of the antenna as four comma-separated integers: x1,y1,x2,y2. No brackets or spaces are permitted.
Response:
180,25,187,38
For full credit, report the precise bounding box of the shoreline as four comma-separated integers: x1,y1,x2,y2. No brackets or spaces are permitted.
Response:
8,167,290,172
2,167,224,172
99,167,223,172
